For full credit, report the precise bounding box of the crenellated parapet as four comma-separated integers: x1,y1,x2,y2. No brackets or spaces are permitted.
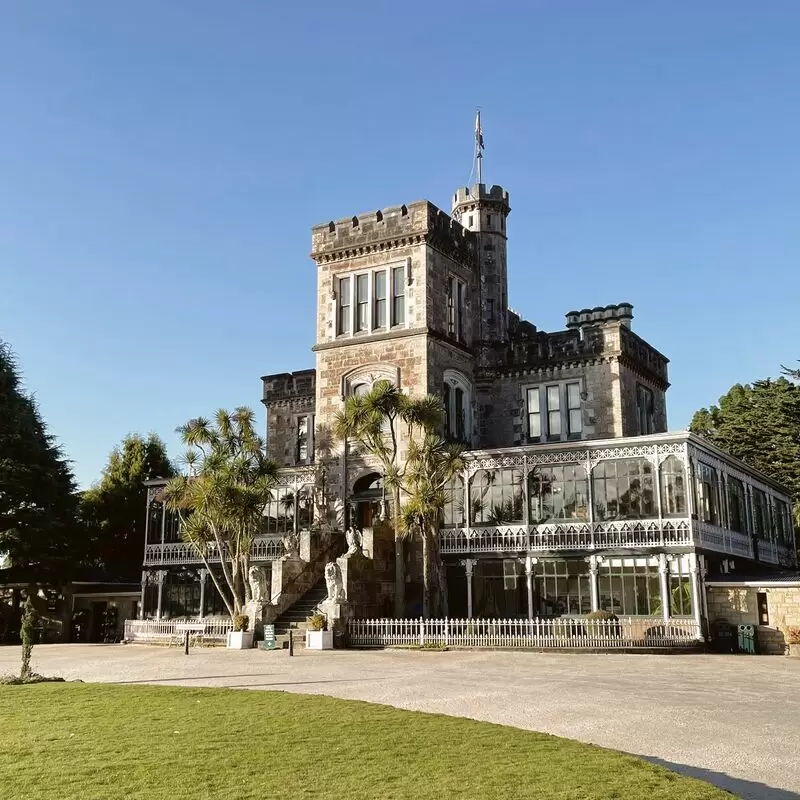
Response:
310,200,476,269
261,369,316,407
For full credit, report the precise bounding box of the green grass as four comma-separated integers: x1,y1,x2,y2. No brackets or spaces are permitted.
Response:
0,684,730,800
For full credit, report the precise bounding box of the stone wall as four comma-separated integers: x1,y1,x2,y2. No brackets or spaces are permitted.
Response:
262,370,316,467
707,584,800,655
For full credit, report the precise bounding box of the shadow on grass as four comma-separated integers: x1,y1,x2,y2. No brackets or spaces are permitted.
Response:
645,756,796,800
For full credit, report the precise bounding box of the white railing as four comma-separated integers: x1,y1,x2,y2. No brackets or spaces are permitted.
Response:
143,535,284,566
124,617,233,645
695,522,753,559
439,518,693,554
347,617,702,648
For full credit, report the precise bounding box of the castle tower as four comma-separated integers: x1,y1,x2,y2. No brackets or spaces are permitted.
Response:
451,184,511,349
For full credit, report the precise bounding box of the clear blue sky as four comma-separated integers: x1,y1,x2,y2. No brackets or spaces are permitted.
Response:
2,2,799,489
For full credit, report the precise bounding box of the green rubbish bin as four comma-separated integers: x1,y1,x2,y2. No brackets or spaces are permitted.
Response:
737,624,756,654
712,620,735,653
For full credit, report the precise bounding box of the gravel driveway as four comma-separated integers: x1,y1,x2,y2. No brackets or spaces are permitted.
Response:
3,644,798,799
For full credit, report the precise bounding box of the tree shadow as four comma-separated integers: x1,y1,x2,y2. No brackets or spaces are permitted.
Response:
645,756,798,800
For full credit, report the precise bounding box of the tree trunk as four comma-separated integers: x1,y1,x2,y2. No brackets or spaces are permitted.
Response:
392,485,405,617
421,523,431,618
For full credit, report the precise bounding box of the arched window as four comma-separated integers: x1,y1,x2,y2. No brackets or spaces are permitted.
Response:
262,486,296,534
442,476,465,528
592,458,655,521
659,455,687,517
470,468,523,525
528,465,589,523
442,370,472,444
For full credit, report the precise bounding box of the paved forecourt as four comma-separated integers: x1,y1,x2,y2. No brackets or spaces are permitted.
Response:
2,644,797,800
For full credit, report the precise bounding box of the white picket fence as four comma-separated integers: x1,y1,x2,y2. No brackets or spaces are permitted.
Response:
347,617,702,649
124,617,233,646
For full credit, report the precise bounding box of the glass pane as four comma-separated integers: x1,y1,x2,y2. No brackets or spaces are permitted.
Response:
392,267,405,325
569,409,582,434
374,271,386,328
567,382,580,409
549,410,561,436
529,412,541,438
546,385,560,411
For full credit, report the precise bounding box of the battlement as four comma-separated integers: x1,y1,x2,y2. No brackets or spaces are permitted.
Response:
310,199,476,266
565,303,634,330
452,183,510,210
261,369,316,404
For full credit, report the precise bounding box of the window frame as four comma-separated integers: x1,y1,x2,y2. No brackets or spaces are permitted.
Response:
526,381,584,443
335,262,407,339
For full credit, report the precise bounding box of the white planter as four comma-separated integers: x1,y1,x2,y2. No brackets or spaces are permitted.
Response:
226,630,254,650
305,630,333,650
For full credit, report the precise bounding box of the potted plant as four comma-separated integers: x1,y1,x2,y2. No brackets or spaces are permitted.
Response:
786,626,800,657
226,614,253,650
305,612,333,650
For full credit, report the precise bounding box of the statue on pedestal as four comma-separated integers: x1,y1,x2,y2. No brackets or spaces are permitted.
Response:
248,566,268,604
324,561,345,602
281,532,300,559
345,527,362,556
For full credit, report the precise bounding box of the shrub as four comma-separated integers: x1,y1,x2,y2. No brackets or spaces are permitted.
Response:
786,626,800,645
233,614,249,632
306,612,326,631
20,597,37,680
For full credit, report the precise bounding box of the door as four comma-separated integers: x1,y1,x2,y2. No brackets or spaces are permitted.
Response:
90,601,107,642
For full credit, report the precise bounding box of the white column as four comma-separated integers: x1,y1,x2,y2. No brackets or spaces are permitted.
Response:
588,555,599,612
139,571,147,620
658,553,670,623
688,552,702,630
461,558,476,618
156,570,166,620
199,568,208,619
522,556,535,619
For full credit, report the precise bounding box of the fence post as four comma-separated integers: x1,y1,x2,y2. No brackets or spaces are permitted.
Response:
420,618,424,647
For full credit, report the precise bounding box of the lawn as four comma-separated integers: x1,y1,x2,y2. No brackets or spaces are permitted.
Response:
0,683,730,800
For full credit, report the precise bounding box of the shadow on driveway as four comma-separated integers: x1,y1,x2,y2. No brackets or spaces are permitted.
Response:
646,756,796,800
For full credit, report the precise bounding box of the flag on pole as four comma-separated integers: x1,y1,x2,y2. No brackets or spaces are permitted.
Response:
475,110,484,152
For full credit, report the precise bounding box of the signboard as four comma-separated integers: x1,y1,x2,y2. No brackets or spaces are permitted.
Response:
262,624,276,650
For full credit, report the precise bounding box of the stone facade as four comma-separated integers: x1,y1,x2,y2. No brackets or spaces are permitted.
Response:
707,583,800,655
263,182,670,470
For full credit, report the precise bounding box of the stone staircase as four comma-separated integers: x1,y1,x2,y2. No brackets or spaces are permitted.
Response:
270,580,327,648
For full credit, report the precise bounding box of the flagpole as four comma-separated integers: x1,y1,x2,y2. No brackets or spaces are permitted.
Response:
476,109,483,184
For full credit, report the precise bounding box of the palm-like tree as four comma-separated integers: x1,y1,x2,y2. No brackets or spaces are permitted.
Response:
401,432,466,617
162,408,277,619
333,381,442,617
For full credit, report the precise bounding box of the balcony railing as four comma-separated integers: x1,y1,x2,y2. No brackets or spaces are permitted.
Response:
143,535,284,566
439,518,693,555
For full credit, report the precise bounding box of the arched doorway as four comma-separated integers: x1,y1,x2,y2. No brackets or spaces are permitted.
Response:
350,472,385,529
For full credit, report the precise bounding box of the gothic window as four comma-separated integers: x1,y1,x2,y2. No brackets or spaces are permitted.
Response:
373,270,387,329
337,277,350,335
442,370,471,443
637,384,655,435
659,455,687,516
752,488,769,541
296,415,313,464
335,264,406,338
470,468,524,525
442,476,465,528
526,381,583,442
592,458,656,521
774,498,791,546
391,266,405,327
262,486,295,534
528,465,589,523
447,275,466,341
727,476,747,534
696,462,719,525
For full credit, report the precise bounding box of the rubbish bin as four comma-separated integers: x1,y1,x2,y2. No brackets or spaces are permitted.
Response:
712,620,735,653
737,624,757,655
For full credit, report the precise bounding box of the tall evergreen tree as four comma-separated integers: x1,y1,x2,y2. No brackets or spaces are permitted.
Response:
81,433,174,578
690,376,800,532
0,340,82,579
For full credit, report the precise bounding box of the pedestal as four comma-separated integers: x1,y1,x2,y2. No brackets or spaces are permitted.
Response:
318,598,352,645
243,600,267,640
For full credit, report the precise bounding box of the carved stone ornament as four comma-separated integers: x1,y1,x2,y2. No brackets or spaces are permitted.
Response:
281,532,300,558
324,561,345,602
345,527,363,555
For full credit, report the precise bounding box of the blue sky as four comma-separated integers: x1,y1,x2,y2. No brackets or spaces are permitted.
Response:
2,2,799,488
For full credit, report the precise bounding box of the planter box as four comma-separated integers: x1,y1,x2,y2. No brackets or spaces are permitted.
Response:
226,631,254,650
305,630,333,650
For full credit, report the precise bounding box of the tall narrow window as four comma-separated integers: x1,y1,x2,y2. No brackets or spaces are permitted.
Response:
547,385,561,437
457,281,464,340
455,387,465,441
337,277,350,335
442,383,451,437
486,298,495,323
297,416,308,462
391,266,405,326
527,388,541,439
727,476,746,534
637,384,655,435
697,463,718,525
373,270,386,329
355,274,368,332
660,455,687,516
447,277,455,335
567,382,582,436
